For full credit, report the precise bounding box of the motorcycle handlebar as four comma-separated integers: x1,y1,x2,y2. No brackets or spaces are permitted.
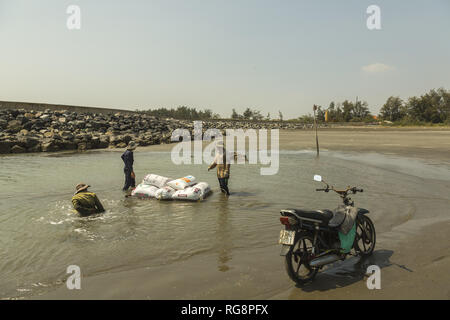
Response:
316,186,363,194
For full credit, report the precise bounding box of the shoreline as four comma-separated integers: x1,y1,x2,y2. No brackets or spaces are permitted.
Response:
2,126,450,163
2,107,449,156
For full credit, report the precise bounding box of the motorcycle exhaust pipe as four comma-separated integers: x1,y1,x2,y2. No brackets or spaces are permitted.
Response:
310,254,341,267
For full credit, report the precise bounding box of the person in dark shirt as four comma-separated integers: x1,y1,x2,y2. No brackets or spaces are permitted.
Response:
72,183,105,216
121,141,138,191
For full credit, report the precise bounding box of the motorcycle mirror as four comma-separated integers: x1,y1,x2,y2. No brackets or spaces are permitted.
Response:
313,175,322,182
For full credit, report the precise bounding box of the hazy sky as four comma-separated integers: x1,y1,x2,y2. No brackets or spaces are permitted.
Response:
0,0,449,118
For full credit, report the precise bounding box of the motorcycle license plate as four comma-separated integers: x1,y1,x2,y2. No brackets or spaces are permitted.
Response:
279,230,295,245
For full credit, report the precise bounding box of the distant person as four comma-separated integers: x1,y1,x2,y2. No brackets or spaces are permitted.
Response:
121,141,138,192
72,183,105,216
208,141,233,196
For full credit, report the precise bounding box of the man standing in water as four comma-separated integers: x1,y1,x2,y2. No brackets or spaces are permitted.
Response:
72,183,105,216
121,141,137,192
208,140,231,196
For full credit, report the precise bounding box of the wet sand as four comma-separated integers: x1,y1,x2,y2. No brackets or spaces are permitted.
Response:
102,126,450,163
278,127,450,163
37,219,450,300
34,128,450,300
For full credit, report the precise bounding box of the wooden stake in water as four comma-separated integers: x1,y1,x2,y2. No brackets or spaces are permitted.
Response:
313,105,320,157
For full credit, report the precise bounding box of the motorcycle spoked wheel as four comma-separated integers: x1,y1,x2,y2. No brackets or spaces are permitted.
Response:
353,215,376,257
285,232,319,285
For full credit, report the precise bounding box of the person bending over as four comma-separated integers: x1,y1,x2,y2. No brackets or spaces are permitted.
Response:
72,183,105,216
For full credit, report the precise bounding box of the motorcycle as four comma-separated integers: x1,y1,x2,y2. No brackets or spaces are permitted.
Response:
279,174,376,285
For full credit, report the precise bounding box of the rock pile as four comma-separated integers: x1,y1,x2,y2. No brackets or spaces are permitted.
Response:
0,108,319,154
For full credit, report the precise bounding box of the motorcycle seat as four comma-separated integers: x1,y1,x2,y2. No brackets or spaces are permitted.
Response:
328,209,346,228
282,209,333,225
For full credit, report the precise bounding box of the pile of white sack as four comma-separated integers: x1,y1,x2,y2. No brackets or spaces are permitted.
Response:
131,174,211,201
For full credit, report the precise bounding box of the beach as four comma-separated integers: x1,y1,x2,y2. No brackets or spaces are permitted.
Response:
1,128,449,300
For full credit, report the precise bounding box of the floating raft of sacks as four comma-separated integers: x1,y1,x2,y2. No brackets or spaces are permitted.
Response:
131,174,212,201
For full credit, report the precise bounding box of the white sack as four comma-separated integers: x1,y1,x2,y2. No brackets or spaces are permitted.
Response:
142,174,171,188
131,184,159,198
166,175,197,190
155,186,176,200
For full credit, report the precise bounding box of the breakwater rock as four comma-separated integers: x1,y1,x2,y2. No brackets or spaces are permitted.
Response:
0,108,319,154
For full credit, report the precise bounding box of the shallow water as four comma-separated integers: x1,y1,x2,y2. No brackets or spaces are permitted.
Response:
0,148,449,298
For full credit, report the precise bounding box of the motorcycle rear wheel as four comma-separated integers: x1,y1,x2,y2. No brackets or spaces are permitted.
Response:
285,232,318,285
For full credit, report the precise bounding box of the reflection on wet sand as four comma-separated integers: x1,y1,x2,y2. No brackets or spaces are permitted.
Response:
287,249,397,295
216,195,232,272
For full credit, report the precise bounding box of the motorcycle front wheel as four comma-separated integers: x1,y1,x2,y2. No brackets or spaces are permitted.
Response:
353,215,376,256
285,232,318,285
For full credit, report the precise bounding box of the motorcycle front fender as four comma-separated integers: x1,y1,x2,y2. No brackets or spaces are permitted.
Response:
358,208,370,215
280,245,291,256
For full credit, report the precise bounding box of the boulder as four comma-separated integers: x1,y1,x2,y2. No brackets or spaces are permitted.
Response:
0,141,12,154
18,136,40,148
11,145,26,154
41,140,59,152
28,144,42,153
7,120,22,132
60,140,77,150
0,119,7,129
60,131,74,140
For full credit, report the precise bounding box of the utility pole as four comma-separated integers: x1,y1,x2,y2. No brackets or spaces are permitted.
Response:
313,104,320,157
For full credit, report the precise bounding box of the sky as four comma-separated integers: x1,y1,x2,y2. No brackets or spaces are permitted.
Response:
0,0,449,118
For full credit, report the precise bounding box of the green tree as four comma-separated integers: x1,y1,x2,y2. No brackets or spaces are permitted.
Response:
403,88,450,123
251,109,264,121
243,108,253,120
351,101,371,120
341,100,354,122
298,114,314,123
316,106,325,122
379,96,404,121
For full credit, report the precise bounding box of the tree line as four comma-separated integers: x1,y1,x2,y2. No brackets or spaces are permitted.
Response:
142,106,220,120
231,108,284,121
141,88,449,124
379,88,449,124
312,100,373,123
293,87,449,124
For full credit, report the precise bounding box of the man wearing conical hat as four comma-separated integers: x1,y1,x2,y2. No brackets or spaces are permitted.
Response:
71,183,105,216
208,140,232,196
